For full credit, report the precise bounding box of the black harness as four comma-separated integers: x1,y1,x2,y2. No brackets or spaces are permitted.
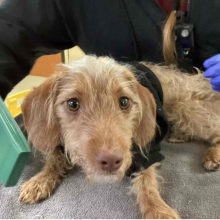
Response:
125,63,168,176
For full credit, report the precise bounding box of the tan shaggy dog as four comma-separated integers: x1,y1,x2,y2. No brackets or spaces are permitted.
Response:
19,56,220,219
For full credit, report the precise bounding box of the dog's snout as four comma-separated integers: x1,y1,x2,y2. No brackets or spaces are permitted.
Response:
96,150,123,172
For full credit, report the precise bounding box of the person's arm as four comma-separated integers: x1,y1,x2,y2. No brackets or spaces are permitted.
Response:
0,0,74,99
204,54,220,92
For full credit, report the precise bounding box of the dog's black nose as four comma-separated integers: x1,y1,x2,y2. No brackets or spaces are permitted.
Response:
96,150,123,172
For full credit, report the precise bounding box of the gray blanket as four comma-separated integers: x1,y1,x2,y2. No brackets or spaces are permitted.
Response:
0,141,220,219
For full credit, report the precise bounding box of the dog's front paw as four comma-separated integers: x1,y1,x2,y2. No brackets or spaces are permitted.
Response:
167,137,186,143
203,146,220,171
19,176,54,204
143,207,180,219
167,133,189,144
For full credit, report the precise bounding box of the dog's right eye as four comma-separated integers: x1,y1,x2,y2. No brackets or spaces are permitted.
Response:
67,98,80,111
119,97,130,110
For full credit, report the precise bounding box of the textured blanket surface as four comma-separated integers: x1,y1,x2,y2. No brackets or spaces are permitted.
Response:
1,139,220,219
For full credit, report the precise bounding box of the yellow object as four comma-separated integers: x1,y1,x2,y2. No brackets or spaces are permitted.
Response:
6,90,31,118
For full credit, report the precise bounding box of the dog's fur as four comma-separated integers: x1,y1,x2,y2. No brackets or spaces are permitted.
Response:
19,56,220,219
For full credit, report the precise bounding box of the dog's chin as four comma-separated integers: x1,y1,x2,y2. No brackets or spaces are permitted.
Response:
86,170,125,183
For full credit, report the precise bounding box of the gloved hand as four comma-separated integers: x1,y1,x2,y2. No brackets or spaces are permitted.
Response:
204,54,220,92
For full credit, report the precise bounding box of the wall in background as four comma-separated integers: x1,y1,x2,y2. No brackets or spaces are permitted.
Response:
64,46,85,64
30,53,62,77
30,46,85,77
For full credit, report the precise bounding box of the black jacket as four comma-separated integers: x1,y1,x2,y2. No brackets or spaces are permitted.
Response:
1,0,220,99
126,63,168,175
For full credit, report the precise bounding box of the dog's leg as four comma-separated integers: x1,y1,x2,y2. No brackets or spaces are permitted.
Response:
164,97,220,171
167,129,190,143
130,166,179,219
203,143,220,171
19,148,71,204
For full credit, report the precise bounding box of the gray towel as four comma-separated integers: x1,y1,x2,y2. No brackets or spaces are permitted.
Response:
0,141,220,219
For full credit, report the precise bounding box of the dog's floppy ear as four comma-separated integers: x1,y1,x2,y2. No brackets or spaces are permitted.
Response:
133,83,157,147
21,73,61,152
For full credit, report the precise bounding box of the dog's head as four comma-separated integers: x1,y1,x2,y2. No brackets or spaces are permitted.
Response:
22,56,156,183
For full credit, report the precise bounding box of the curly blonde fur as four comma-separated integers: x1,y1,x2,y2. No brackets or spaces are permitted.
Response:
145,63,220,144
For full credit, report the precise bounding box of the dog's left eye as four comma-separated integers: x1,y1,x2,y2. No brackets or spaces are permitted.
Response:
119,97,130,110
67,98,80,111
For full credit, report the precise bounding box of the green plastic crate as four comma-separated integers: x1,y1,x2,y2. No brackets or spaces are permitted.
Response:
0,97,30,187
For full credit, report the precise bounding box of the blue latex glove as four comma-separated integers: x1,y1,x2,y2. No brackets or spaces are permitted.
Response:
204,54,220,92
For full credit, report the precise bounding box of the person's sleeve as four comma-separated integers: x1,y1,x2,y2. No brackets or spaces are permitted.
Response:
0,0,75,99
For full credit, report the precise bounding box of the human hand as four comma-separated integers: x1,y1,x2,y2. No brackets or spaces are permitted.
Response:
204,54,220,92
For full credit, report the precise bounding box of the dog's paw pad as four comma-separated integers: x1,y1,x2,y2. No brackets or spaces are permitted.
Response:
19,178,52,204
